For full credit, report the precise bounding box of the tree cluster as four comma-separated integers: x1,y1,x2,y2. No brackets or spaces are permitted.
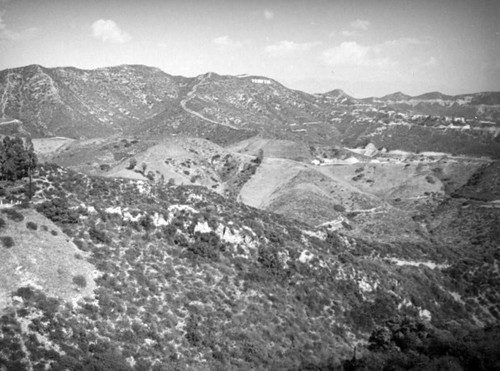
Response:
0,136,37,181
341,316,500,371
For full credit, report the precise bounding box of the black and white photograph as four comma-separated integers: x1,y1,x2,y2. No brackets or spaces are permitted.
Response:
0,0,499,369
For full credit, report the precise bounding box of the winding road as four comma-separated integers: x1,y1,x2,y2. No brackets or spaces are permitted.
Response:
180,73,239,130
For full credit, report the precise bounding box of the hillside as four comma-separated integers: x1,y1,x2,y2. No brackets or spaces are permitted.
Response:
0,206,96,310
1,164,498,369
1,64,499,157
1,63,500,369
32,130,493,246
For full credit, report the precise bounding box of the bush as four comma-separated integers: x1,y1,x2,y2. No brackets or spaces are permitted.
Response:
333,204,346,212
252,149,264,164
36,198,79,224
127,158,137,170
89,227,111,245
0,217,5,229
1,208,24,222
72,275,87,288
26,221,38,230
1,236,15,248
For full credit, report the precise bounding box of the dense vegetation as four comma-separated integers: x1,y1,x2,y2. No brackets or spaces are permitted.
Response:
0,136,37,181
0,163,498,369
343,317,500,371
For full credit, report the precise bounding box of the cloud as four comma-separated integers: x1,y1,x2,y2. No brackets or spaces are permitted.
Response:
322,41,395,68
339,18,370,38
350,19,370,31
265,40,321,57
264,9,274,20
91,19,131,44
212,35,243,48
423,56,437,67
0,11,38,41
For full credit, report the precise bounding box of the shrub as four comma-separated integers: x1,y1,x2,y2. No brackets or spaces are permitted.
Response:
51,230,58,236
333,204,346,212
1,208,24,222
89,227,111,245
1,236,15,248
425,175,435,184
0,217,5,229
72,275,87,288
127,158,137,170
15,286,35,300
187,241,219,260
26,221,38,230
252,149,264,164
36,198,79,224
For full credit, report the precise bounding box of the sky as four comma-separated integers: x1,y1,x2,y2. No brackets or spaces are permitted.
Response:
0,0,499,98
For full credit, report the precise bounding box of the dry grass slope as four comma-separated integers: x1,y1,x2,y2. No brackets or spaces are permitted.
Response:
0,207,96,311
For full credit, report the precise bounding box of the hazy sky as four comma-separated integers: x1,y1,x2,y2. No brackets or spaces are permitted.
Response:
0,0,499,97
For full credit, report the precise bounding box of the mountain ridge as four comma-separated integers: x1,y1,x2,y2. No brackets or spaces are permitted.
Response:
5,64,500,158
3,63,499,99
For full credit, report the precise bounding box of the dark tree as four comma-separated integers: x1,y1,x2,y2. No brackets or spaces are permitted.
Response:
127,158,137,170
0,136,38,185
25,137,37,200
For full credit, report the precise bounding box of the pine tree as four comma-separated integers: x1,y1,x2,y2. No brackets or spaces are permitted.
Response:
12,136,28,179
2,137,18,181
0,136,38,183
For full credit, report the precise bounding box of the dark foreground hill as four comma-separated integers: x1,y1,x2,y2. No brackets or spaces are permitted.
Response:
0,164,499,369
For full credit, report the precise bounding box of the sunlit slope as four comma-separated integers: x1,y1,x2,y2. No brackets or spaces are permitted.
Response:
226,137,313,161
106,137,251,193
239,157,383,224
0,207,96,311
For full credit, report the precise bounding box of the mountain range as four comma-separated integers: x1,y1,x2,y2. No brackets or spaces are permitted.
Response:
1,64,499,156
